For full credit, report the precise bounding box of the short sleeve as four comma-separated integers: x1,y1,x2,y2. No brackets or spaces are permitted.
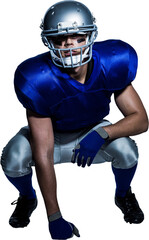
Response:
105,40,138,91
127,44,138,82
14,67,51,117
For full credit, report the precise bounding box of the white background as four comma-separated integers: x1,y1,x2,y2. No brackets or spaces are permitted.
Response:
0,0,149,239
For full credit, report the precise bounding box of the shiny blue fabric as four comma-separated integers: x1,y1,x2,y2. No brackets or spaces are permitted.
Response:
14,39,138,131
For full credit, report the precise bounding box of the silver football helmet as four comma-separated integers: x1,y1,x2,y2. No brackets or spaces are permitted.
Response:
41,0,98,68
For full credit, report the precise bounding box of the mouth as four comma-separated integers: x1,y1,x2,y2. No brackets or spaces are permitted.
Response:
64,51,79,57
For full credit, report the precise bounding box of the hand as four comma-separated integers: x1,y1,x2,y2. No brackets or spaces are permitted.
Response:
49,212,80,239
71,130,106,167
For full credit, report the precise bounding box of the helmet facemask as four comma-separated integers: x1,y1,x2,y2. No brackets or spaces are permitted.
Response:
42,32,96,68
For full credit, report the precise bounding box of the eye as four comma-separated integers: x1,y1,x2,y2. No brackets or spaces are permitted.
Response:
50,36,65,46
52,39,62,46
77,38,86,43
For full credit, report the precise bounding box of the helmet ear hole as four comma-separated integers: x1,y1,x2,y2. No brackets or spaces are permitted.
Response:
41,1,98,68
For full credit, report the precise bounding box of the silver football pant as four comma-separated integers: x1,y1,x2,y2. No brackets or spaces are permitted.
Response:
1,120,138,177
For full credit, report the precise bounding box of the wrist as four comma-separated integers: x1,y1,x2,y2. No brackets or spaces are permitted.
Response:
95,127,109,140
48,211,62,222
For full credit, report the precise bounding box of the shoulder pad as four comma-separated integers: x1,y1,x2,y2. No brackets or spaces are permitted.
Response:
14,53,52,116
93,40,138,91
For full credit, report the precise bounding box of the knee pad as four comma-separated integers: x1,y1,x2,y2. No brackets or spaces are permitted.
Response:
109,137,138,169
1,127,33,177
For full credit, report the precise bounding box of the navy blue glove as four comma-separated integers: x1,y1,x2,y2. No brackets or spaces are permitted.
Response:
49,212,80,239
71,128,108,167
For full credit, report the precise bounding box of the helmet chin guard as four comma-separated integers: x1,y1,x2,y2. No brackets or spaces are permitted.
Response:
41,0,98,68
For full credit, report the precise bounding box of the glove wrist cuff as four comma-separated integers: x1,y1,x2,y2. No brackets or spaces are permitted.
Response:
95,127,109,140
48,211,62,222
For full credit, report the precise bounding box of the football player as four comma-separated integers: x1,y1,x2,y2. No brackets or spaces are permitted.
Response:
1,1,148,239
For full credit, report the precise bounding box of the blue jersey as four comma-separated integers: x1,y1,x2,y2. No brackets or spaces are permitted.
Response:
14,40,138,132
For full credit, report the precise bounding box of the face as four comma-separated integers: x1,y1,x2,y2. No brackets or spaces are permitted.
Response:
50,34,87,58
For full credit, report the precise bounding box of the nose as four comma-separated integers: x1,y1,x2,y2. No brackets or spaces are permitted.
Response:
64,37,73,47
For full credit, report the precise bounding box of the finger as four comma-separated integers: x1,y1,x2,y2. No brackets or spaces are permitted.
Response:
73,224,80,237
69,223,80,238
81,156,85,167
71,144,80,164
71,152,76,163
81,157,87,168
76,152,82,166
87,157,92,166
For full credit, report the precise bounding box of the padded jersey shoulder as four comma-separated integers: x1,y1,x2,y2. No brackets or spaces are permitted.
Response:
14,52,54,116
14,52,52,87
14,51,80,116
92,39,138,91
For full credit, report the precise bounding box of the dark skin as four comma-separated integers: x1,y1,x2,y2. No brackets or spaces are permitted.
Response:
27,111,60,215
27,36,148,217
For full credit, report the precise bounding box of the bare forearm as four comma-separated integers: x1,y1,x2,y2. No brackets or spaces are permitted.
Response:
106,85,149,140
34,157,60,216
26,110,60,216
103,113,148,140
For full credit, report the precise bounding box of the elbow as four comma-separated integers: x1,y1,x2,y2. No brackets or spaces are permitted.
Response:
132,111,149,134
142,121,149,133
140,115,149,133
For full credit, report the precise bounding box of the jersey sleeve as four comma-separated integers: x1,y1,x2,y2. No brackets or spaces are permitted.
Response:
127,43,138,83
105,40,138,91
14,67,51,117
